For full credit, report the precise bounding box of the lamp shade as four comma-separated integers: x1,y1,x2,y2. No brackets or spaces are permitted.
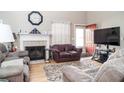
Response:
0,24,15,43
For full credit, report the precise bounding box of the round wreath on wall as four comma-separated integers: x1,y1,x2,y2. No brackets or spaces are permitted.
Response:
28,11,43,25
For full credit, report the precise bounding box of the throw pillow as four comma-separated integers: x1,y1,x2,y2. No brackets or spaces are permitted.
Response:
65,45,76,51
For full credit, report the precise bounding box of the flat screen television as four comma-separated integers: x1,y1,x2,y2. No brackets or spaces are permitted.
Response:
94,27,120,46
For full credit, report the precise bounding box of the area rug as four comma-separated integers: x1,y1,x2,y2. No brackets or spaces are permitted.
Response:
44,58,101,82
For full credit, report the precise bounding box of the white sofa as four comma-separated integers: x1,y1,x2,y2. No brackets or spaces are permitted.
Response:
62,48,124,82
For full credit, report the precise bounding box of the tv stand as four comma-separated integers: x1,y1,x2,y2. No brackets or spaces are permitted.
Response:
92,44,110,63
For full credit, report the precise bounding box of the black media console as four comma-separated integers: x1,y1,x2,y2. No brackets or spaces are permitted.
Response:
92,45,114,63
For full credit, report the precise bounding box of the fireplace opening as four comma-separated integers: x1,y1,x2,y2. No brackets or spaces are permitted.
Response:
25,46,45,60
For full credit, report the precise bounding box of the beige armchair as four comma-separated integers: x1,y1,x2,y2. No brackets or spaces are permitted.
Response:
0,59,24,82
0,66,23,82
0,43,30,82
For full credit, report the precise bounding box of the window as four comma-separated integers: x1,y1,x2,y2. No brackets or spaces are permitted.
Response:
75,26,85,47
75,24,96,49
52,22,70,45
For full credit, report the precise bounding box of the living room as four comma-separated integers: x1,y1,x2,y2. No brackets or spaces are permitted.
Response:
0,11,124,82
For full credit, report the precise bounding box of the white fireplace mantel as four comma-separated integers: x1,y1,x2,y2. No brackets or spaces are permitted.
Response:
18,33,50,60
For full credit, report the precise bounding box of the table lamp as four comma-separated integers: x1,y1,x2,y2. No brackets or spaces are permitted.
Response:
0,23,15,50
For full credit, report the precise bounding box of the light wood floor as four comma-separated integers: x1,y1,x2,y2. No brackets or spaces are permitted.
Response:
29,60,102,82
30,63,48,82
30,60,57,82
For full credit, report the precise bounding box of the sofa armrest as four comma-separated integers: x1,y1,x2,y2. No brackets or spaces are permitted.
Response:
62,66,93,82
75,48,82,53
50,49,60,59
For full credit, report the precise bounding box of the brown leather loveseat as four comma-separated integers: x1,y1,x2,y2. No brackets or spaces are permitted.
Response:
51,44,82,62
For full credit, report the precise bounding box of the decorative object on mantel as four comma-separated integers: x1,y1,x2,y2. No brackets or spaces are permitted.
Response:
18,29,28,34
28,11,43,25
29,28,41,34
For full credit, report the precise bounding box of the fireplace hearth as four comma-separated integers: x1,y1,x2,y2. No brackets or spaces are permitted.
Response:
25,46,45,60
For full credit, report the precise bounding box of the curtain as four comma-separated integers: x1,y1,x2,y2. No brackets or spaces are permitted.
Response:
86,24,97,29
85,24,97,46
85,24,97,55
51,22,70,45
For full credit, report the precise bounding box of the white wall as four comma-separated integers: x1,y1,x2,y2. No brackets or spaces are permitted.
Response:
1,11,123,48
0,11,86,44
86,11,124,48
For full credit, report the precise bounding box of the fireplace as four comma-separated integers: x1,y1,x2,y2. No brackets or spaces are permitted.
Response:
19,34,50,62
25,46,45,60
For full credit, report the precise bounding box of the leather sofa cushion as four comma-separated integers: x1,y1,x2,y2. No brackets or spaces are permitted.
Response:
53,45,65,52
65,45,76,51
60,52,71,58
69,51,77,56
52,44,76,52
